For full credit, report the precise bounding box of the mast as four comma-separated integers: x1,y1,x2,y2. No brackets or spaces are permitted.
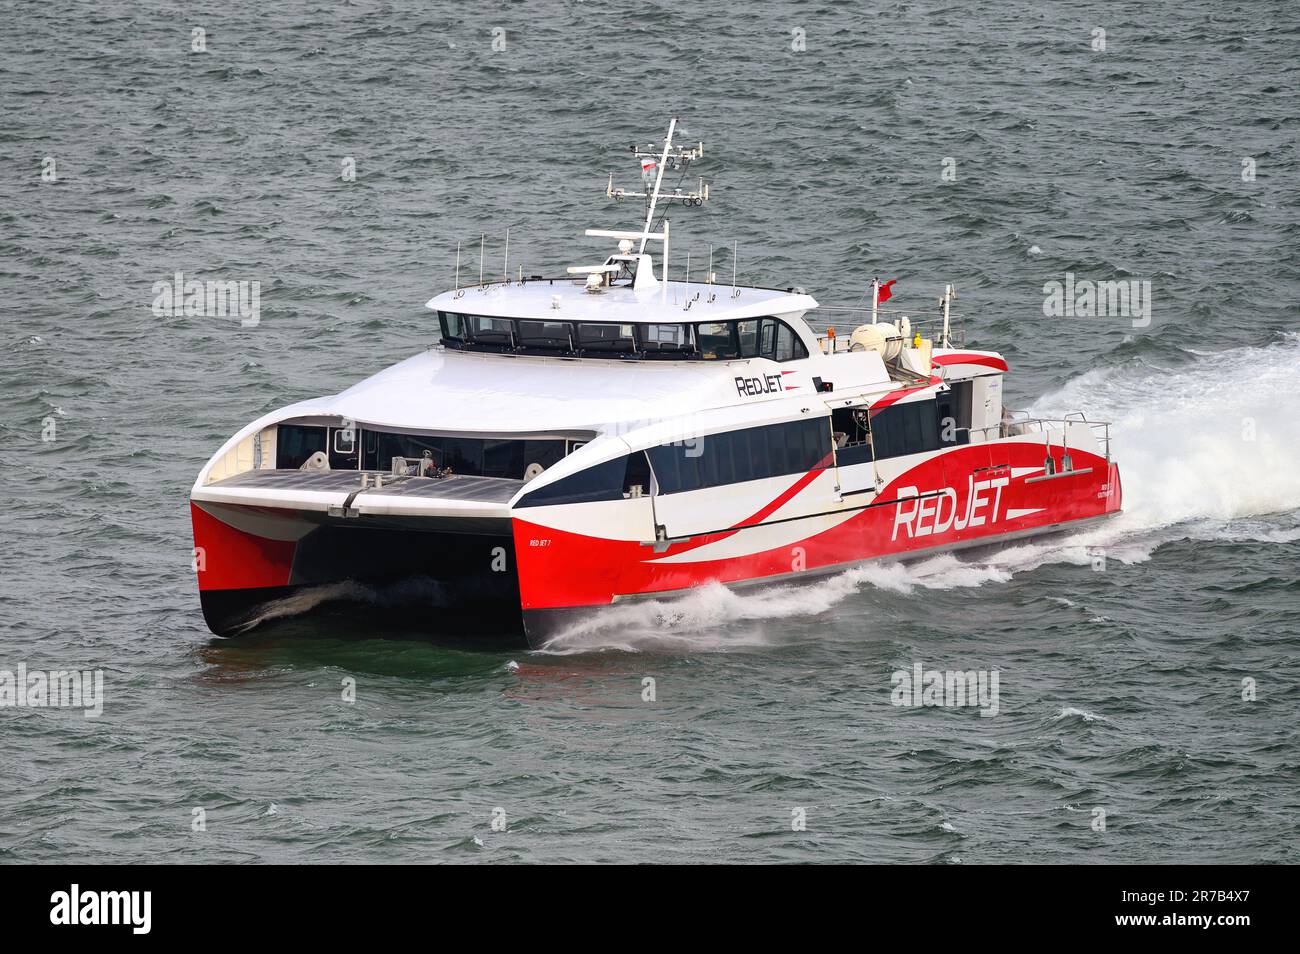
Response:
639,117,676,255
592,119,709,298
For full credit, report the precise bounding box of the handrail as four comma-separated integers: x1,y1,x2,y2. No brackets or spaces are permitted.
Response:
804,308,965,347
998,415,1112,462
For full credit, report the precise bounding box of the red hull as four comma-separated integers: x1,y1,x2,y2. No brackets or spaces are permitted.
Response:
513,442,1121,613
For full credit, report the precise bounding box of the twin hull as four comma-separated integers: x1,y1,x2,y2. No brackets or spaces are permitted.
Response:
192,436,1122,646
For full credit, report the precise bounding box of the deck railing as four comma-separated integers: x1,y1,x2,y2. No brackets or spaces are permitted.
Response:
994,411,1113,462
804,306,966,352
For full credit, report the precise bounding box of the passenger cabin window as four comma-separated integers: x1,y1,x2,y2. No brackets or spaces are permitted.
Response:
870,399,943,460
829,405,874,467
369,433,565,479
647,418,832,494
516,420,833,507
516,452,651,508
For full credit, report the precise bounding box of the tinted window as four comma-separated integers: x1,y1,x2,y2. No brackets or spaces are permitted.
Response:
439,311,467,341
578,323,637,353
695,322,739,359
641,323,693,353
737,319,761,358
277,424,327,469
624,451,652,495
372,432,566,480
756,318,808,362
647,418,831,495
774,322,807,361
465,315,514,346
934,390,968,445
870,399,943,460
482,439,524,478
517,320,572,350
515,455,631,507
830,406,873,466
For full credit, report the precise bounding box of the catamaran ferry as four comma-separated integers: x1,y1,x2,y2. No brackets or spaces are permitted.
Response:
190,120,1122,645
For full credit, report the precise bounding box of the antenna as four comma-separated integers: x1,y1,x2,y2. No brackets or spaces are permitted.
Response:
730,240,739,298
707,245,716,302
604,118,709,255
503,228,510,284
684,250,691,311
478,234,485,288
454,241,463,298
941,283,955,348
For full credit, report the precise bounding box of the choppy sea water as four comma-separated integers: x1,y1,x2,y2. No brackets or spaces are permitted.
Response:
2,1,1298,863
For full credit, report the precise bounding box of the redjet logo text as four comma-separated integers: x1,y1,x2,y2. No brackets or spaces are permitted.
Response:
891,475,1010,541
734,374,784,397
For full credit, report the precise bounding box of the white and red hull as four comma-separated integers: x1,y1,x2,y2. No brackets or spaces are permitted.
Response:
192,435,1120,647
512,436,1121,642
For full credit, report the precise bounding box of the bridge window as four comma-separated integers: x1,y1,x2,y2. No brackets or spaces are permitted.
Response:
771,319,806,361
517,320,573,351
737,319,761,357
695,322,740,360
641,323,693,354
437,313,809,361
578,322,637,353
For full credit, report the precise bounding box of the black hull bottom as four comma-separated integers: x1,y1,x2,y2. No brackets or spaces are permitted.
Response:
199,518,526,644
200,579,528,644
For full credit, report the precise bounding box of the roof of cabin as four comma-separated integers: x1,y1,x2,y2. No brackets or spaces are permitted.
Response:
426,279,819,324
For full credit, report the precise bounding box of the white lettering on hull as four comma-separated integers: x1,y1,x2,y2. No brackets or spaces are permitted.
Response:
891,475,1010,541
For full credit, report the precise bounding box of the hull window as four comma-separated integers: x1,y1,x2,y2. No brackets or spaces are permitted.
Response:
516,453,642,507
830,406,874,466
935,389,970,446
870,399,944,460
647,417,831,495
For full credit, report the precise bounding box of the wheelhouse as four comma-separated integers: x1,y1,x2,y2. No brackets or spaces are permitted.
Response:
437,312,810,361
